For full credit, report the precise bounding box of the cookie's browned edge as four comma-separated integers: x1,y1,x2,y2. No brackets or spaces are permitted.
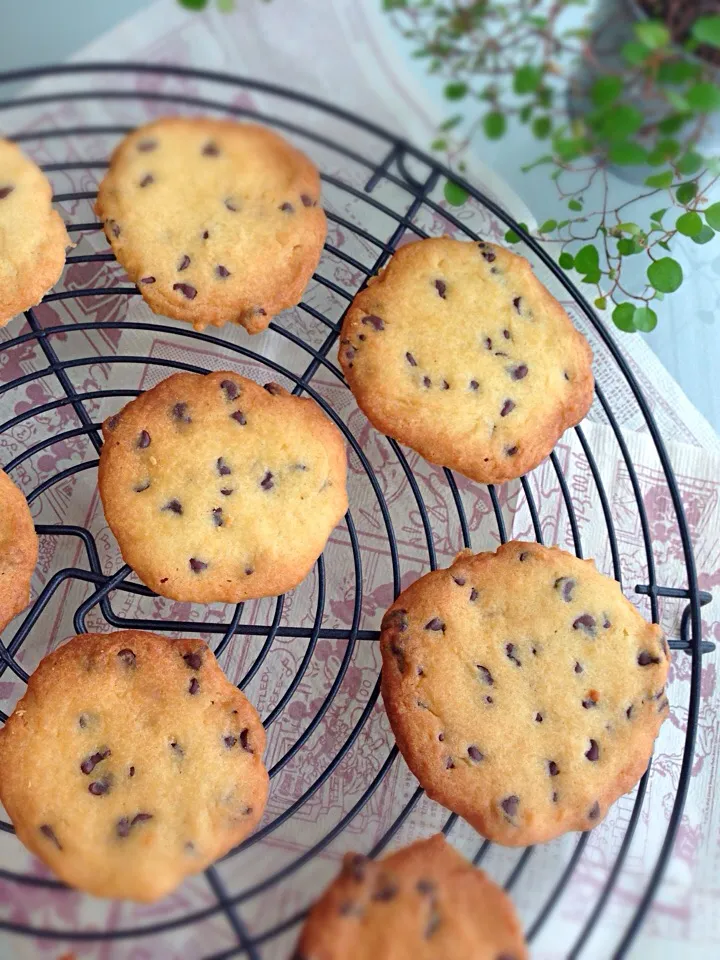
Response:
0,469,38,632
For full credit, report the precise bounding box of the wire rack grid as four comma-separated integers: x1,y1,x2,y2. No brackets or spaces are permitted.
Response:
0,63,712,960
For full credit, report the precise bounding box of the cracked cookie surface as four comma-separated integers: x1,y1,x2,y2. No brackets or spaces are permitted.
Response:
96,117,326,332
0,139,70,325
293,834,528,960
0,468,38,632
380,541,669,846
98,371,347,603
339,237,593,484
0,630,268,901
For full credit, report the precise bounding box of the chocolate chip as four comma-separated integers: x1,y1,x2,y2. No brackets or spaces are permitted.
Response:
362,314,385,331
230,410,247,425
78,714,89,729
223,735,237,748
501,795,519,817
469,379,479,391
425,617,445,632
626,705,633,719
505,445,519,456
216,265,230,278
425,907,441,940
513,296,522,313
170,740,183,756
137,139,157,152
468,745,484,762
574,661,583,674
509,363,528,381
163,499,183,515
260,470,274,490
383,609,408,632
245,567,254,576
505,643,521,667
453,576,466,586
484,337,492,350
141,276,156,285
129,766,135,777
477,665,494,685
417,878,435,896
485,695,493,704
573,614,597,636
139,173,154,188
638,650,661,666
280,202,294,213
434,279,447,298
585,739,599,761
117,648,136,667
500,399,515,417
173,402,192,423
134,479,151,493
445,757,455,769
373,876,398,901
518,551,530,562
658,696,669,712
89,777,111,796
535,713,543,722
0,186,14,200
189,677,200,695
422,375,432,388
338,900,361,917
417,666,424,676
555,577,576,602
416,699,427,709
173,283,197,300
438,733,444,742
133,813,152,825
212,507,224,527
80,748,111,775
217,456,232,475
582,698,597,709
588,801,601,821
111,223,121,238
189,558,208,573
137,430,151,449
116,817,131,838
301,194,314,207
552,792,559,804
202,141,220,156
548,761,560,777
221,488,233,496
239,728,253,752
224,198,238,212
264,382,283,396
202,230,210,240
389,641,406,674
347,854,367,882
503,328,511,340
183,652,202,670
405,351,417,366
40,825,62,849
482,250,496,263
441,379,450,390
604,616,612,629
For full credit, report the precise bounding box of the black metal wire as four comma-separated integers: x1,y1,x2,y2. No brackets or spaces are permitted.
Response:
0,63,710,960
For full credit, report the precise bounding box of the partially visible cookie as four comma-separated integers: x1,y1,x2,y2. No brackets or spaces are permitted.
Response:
0,630,268,901
293,833,528,960
380,541,669,846
0,140,70,325
339,237,593,484
96,117,326,332
98,371,347,603
0,468,38,632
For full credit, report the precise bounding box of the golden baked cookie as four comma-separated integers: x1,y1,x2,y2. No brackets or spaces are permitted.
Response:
380,541,669,846
339,237,594,484
98,371,347,603
293,834,528,960
0,468,38,632
0,139,70,325
0,630,268,901
95,117,326,332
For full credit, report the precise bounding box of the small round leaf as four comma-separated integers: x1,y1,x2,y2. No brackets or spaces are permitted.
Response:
514,66,542,94
609,142,647,165
634,21,670,49
692,224,715,245
705,202,720,230
444,82,468,101
685,83,720,112
612,302,636,332
647,257,683,293
532,116,551,139
483,111,506,139
574,245,600,275
644,171,673,188
179,0,209,8
677,151,704,175
676,182,698,204
540,219,557,232
558,252,574,269
591,75,623,107
443,181,468,206
676,211,703,236
633,307,658,332
692,15,720,47
594,297,607,310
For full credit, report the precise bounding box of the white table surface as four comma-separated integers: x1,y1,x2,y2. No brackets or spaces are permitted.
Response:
0,0,718,432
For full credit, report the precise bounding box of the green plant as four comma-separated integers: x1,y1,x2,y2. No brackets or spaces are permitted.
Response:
386,0,720,333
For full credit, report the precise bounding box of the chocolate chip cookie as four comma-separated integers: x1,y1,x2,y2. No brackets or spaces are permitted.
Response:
0,630,268,901
380,541,669,846
293,833,528,960
96,117,326,332
0,468,38,632
339,237,594,484
98,371,347,603
0,139,71,325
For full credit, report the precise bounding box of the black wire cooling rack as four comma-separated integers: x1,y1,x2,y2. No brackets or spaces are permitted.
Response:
0,63,713,960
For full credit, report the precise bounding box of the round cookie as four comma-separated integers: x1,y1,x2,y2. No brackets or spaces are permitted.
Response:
95,117,326,332
98,370,348,603
0,468,38,632
0,630,268,901
293,833,528,960
380,541,670,846
339,237,594,484
0,139,70,325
